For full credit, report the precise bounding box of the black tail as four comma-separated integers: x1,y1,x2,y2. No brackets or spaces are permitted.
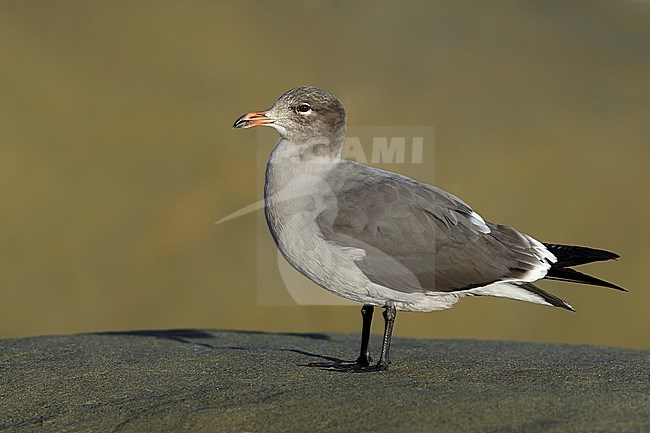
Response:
543,243,625,292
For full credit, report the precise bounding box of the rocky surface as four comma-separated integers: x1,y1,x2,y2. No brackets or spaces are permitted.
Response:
0,330,648,432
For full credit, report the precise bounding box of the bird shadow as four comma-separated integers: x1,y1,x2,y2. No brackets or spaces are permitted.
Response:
92,328,331,351
287,349,380,372
287,348,347,364
92,329,355,370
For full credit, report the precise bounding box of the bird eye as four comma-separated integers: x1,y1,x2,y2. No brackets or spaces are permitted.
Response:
296,103,312,113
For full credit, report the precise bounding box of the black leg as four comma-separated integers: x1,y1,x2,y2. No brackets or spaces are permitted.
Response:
356,305,374,367
305,303,395,373
375,303,397,370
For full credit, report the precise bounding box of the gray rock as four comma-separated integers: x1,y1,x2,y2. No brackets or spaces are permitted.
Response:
0,330,648,433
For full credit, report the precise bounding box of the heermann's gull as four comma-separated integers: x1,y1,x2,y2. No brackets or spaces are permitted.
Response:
233,86,624,372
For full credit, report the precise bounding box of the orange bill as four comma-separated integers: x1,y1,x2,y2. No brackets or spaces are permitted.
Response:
232,110,273,129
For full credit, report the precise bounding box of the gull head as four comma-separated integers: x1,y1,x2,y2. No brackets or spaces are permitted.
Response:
233,86,347,145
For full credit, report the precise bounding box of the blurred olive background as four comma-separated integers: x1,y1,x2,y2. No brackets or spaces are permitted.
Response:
1,1,648,348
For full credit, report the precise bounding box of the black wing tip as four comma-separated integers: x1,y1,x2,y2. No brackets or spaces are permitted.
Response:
542,244,624,290
544,267,626,292
597,251,619,261
545,244,621,267
601,279,627,292
606,283,627,292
